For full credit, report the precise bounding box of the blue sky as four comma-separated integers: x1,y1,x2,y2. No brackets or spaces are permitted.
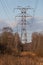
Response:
0,0,43,42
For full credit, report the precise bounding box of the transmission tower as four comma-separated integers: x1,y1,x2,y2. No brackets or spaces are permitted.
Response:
15,6,32,43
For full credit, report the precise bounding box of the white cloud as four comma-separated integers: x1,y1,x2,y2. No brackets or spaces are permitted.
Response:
0,17,43,42
0,16,43,32
0,19,18,29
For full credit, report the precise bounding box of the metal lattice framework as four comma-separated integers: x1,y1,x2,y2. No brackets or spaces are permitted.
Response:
15,6,32,43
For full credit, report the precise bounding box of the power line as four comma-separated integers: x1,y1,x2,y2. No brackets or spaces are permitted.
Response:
33,0,39,16
0,0,10,20
0,0,7,16
31,0,39,24
4,0,10,13
4,0,11,17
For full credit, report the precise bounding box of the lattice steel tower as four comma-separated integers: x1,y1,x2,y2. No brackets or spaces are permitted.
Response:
15,6,32,43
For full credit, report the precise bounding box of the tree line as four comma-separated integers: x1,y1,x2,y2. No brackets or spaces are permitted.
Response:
0,27,23,55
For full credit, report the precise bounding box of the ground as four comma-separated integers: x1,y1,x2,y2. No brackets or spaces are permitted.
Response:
0,52,43,65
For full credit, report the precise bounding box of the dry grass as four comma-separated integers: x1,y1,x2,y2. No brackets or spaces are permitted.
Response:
0,52,41,65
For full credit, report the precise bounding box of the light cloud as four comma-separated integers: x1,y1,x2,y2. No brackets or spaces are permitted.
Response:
0,16,43,32
0,17,43,42
0,19,18,29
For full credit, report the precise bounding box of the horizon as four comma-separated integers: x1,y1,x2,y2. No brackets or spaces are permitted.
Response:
0,0,43,42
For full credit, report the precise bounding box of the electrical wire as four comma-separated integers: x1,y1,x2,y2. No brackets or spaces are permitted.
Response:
4,0,11,17
33,0,39,17
0,0,7,16
0,0,10,20
31,0,39,24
